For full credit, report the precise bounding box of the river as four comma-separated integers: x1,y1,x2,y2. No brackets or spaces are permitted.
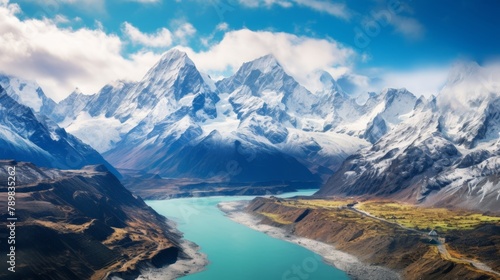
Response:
147,190,349,280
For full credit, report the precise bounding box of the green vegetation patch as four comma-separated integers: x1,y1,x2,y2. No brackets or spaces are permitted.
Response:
358,201,500,232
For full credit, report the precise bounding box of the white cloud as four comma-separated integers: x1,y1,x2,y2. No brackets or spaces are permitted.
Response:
362,66,449,98
0,0,434,106
0,3,161,101
391,15,425,39
216,22,229,31
122,22,173,47
237,0,350,19
293,0,349,19
1,2,356,101
53,14,70,24
178,29,356,92
173,22,196,41
437,61,500,111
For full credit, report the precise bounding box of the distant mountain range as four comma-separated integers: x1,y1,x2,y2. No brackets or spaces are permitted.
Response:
0,83,119,177
1,50,499,211
37,49,416,184
317,62,500,213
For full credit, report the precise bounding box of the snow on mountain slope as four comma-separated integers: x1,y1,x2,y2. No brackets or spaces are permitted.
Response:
51,88,95,124
0,86,120,177
318,63,500,213
437,61,500,148
333,88,417,143
51,50,374,182
60,49,218,153
0,74,56,116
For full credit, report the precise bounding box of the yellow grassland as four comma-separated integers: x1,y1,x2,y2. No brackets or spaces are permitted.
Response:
357,201,500,231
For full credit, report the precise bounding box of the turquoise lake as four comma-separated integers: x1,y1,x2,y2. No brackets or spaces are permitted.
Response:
147,190,349,280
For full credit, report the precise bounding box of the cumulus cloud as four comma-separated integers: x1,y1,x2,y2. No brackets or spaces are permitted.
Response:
178,29,356,93
437,61,500,111
122,22,173,47
0,2,357,101
0,2,161,101
1,0,437,105
216,22,229,31
173,22,196,42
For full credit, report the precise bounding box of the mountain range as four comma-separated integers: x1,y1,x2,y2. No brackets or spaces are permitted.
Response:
0,83,119,177
41,49,417,184
1,49,499,212
318,62,500,213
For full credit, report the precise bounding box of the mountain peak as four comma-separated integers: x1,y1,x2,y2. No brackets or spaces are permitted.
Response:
69,87,83,97
142,48,198,86
146,49,194,77
160,48,191,62
242,54,281,74
438,61,491,111
317,70,343,94
446,60,481,86
381,87,412,99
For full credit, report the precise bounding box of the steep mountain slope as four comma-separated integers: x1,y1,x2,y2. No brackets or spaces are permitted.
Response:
0,74,56,116
50,88,95,124
333,88,417,143
0,161,205,280
0,86,120,177
53,49,377,183
318,62,500,213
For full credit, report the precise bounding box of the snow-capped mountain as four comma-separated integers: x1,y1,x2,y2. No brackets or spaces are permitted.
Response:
332,88,417,143
57,49,408,183
0,74,56,116
318,62,500,213
50,88,94,124
0,85,120,177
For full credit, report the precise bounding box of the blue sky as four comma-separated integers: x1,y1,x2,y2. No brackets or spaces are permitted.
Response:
1,0,500,100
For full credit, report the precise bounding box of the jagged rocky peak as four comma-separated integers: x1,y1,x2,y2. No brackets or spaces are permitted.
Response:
317,70,344,94
217,54,293,94
0,73,56,115
240,54,280,74
376,87,415,103
445,60,482,86
437,61,493,111
436,61,500,147
145,48,195,79
138,48,212,102
64,87,94,103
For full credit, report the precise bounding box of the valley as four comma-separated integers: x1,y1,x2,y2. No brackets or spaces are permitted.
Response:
238,196,500,280
120,169,320,199
1,2,499,279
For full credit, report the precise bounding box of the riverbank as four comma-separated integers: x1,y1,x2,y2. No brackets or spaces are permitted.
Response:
218,200,400,280
130,219,209,280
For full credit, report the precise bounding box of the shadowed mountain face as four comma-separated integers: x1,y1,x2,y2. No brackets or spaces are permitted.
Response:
318,62,500,213
0,86,120,178
0,161,185,280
